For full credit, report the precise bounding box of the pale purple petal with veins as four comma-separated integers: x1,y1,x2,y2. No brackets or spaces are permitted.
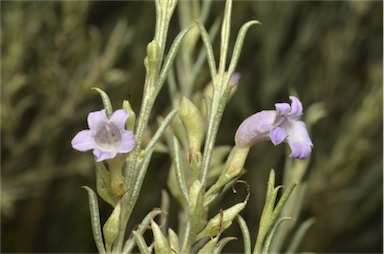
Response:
71,130,97,151
93,149,117,162
119,131,136,152
110,110,130,130
288,96,303,120
282,120,313,159
88,110,108,131
270,127,288,145
235,110,275,147
275,103,291,115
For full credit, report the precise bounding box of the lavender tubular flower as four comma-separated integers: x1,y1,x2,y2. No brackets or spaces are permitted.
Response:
235,96,313,159
71,109,136,162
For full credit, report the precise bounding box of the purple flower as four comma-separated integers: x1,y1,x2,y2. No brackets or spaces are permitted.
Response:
71,109,136,162
235,96,313,159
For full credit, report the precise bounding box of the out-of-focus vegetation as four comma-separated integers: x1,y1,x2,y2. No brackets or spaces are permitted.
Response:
1,1,382,253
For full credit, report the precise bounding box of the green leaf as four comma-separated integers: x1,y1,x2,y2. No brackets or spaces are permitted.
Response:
237,215,251,254
155,28,191,97
92,87,113,117
197,236,219,254
145,108,179,154
82,186,106,254
262,217,292,254
170,136,190,203
122,208,163,254
286,218,316,253
213,236,237,254
218,0,232,77
267,183,297,232
226,20,261,83
195,21,217,86
132,231,150,254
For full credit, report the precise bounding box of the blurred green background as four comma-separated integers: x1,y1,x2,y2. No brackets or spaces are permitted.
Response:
1,1,382,253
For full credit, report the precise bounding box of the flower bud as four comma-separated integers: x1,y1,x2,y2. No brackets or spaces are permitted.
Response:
179,97,204,164
151,220,171,254
103,201,121,250
122,100,136,131
196,202,246,239
168,228,180,253
144,40,160,87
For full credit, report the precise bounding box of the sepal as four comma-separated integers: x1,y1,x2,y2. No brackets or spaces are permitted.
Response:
95,162,118,207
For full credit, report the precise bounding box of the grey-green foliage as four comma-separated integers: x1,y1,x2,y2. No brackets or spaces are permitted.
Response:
1,1,382,253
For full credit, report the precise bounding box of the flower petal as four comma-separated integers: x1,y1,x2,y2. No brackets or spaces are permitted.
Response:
284,120,313,159
71,130,96,151
235,110,276,147
288,96,303,120
93,149,117,162
119,131,136,152
287,140,312,159
275,103,290,115
88,110,108,131
270,127,288,145
110,109,130,130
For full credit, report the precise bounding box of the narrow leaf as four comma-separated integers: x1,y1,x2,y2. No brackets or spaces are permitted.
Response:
155,28,191,96
267,183,297,231
82,186,106,254
171,136,190,203
237,215,251,254
196,21,217,86
286,218,316,253
133,231,150,254
92,87,113,117
213,236,237,254
122,208,163,254
226,20,261,83
145,108,179,154
262,217,292,254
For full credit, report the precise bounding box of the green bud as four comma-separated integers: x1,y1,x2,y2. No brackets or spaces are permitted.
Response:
122,100,136,131
168,228,180,254
196,202,246,240
147,40,160,64
103,201,121,251
144,40,160,88
151,220,171,254
179,97,204,163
